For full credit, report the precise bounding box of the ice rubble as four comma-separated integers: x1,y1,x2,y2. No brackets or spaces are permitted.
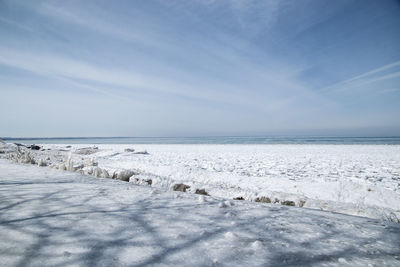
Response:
0,142,399,222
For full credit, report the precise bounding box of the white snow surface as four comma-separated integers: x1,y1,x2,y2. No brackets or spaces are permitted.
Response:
1,143,400,221
1,159,400,266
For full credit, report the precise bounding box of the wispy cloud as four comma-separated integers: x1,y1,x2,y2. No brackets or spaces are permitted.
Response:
0,47,213,99
0,46,305,114
0,0,315,112
0,16,34,33
319,60,400,93
35,1,163,48
1,0,399,136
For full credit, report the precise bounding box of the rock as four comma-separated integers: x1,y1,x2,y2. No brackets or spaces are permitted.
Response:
117,170,136,181
134,150,149,155
234,197,245,200
281,200,296,206
145,179,152,185
172,183,190,192
195,189,209,195
255,196,271,203
28,145,41,150
124,148,135,152
273,198,280,203
14,143,26,147
66,145,72,148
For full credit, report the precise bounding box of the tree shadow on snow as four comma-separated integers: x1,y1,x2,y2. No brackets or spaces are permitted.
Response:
0,173,399,267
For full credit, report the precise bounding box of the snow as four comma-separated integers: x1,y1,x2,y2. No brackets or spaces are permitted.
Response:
4,143,398,221
1,159,400,266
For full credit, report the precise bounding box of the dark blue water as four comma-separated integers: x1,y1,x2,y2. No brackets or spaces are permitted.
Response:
2,136,400,145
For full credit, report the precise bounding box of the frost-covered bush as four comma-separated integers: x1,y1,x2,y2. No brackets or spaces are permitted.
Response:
66,155,74,172
101,169,110,178
38,159,47,167
85,158,98,166
93,167,102,178
57,163,67,171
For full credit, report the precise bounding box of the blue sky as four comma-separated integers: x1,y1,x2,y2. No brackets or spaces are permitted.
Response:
0,0,399,137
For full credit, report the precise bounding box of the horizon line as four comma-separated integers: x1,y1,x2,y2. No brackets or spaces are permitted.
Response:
2,135,400,140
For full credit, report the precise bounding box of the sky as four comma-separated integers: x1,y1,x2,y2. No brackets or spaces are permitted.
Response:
0,0,400,137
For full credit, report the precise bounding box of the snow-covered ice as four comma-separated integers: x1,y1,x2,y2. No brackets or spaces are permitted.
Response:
1,159,400,266
1,143,400,221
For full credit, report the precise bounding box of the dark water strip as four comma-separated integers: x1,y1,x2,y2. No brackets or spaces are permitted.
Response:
2,136,400,145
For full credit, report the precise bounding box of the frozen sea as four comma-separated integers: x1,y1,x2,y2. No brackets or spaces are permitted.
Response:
1,139,400,266
1,139,399,221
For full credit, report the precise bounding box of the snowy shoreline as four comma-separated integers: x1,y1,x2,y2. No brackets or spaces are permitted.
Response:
1,142,399,222
1,157,400,266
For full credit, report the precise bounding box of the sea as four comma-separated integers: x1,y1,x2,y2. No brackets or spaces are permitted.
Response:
2,136,400,145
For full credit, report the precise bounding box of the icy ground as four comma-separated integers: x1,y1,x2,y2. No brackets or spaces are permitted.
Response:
0,159,400,266
1,143,400,221
28,144,400,221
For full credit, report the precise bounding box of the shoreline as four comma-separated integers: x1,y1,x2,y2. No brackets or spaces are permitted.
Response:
3,135,400,145
1,158,399,265
1,142,399,222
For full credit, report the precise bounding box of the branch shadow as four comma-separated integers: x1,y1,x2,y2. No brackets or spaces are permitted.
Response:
0,171,399,267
